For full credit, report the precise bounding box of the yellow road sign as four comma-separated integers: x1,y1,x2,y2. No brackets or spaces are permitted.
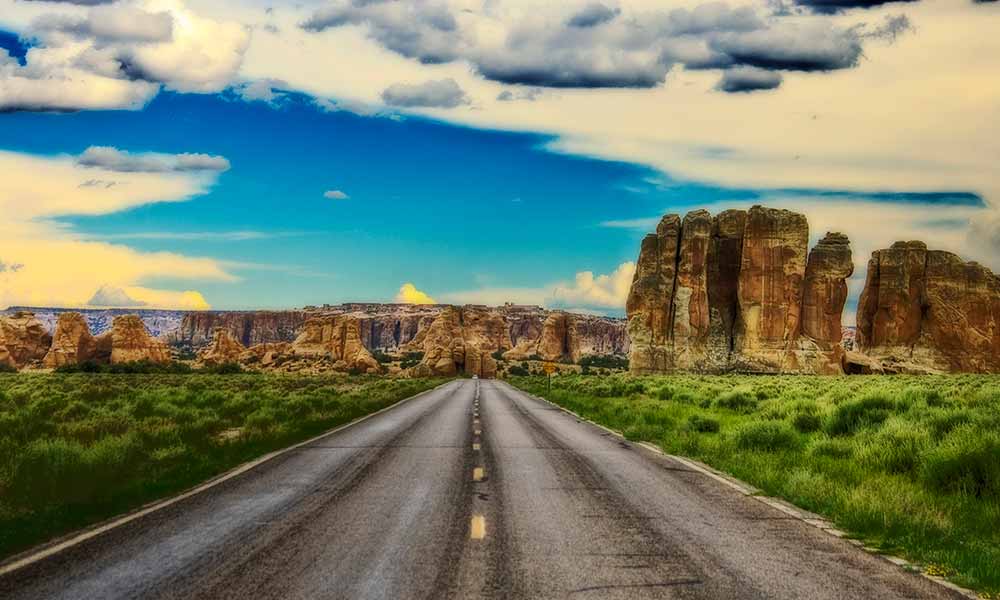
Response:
543,362,557,375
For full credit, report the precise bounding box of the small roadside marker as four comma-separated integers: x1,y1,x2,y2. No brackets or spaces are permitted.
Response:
473,467,485,481
473,443,481,451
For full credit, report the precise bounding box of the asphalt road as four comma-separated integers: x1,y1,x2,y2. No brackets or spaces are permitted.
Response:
0,379,962,599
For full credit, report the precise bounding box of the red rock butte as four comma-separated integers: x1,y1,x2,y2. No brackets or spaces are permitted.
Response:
627,205,1000,374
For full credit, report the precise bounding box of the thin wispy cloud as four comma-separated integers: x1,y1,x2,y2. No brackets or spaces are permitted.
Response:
94,231,304,242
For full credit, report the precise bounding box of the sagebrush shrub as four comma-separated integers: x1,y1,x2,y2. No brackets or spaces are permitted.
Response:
921,424,1000,497
733,421,799,451
825,392,895,435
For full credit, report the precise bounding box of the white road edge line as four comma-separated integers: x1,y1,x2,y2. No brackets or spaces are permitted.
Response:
0,379,460,577
514,384,980,600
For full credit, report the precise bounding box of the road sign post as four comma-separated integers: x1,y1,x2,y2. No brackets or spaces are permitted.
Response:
543,362,556,392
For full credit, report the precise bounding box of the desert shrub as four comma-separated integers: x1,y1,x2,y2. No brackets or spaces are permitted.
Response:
507,364,530,377
733,421,799,451
686,414,720,433
578,355,629,370
655,386,675,401
791,411,823,433
714,388,758,413
857,419,930,474
825,392,895,435
924,408,974,440
807,435,854,459
921,425,1000,497
0,363,17,374
9,438,88,505
491,349,506,361
371,350,393,364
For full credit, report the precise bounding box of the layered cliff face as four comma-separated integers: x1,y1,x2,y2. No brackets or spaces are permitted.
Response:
168,303,629,359
0,311,53,369
627,205,852,374
856,242,1000,373
290,315,381,374
170,311,307,348
505,312,580,363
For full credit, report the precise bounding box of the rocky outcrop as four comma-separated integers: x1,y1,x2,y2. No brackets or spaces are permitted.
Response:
403,306,509,377
198,328,247,366
170,311,307,348
504,312,579,363
43,312,103,368
856,242,1000,373
627,205,852,374
110,315,170,364
802,233,854,345
290,315,380,374
0,311,52,369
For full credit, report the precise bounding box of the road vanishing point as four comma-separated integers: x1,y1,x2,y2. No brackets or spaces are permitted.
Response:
0,380,965,599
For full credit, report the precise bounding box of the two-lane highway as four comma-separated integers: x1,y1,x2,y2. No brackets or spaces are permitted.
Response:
0,380,962,599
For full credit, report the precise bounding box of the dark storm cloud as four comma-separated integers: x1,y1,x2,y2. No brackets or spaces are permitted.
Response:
793,0,918,15
301,0,904,92
716,67,782,93
566,3,621,28
710,25,863,71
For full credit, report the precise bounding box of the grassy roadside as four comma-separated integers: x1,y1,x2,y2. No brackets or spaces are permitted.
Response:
510,374,1000,596
0,373,447,561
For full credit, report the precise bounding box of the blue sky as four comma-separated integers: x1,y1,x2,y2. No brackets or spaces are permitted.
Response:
0,0,997,315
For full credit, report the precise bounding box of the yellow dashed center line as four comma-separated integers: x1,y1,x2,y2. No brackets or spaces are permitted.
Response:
470,515,486,540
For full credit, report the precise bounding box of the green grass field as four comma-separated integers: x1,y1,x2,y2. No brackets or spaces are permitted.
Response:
510,374,1000,595
0,373,446,561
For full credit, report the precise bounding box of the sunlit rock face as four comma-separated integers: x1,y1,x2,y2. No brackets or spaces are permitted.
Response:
43,312,100,368
0,311,52,369
290,315,380,374
403,305,510,378
504,311,580,363
627,205,851,374
856,242,1000,374
197,327,247,366
109,315,171,364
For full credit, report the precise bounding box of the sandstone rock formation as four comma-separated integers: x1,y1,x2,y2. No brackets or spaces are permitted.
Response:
627,205,852,374
290,315,380,374
0,311,52,369
170,304,628,367
856,241,1000,373
198,328,247,366
504,312,580,363
43,312,103,368
802,233,854,345
110,315,171,364
403,306,509,377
